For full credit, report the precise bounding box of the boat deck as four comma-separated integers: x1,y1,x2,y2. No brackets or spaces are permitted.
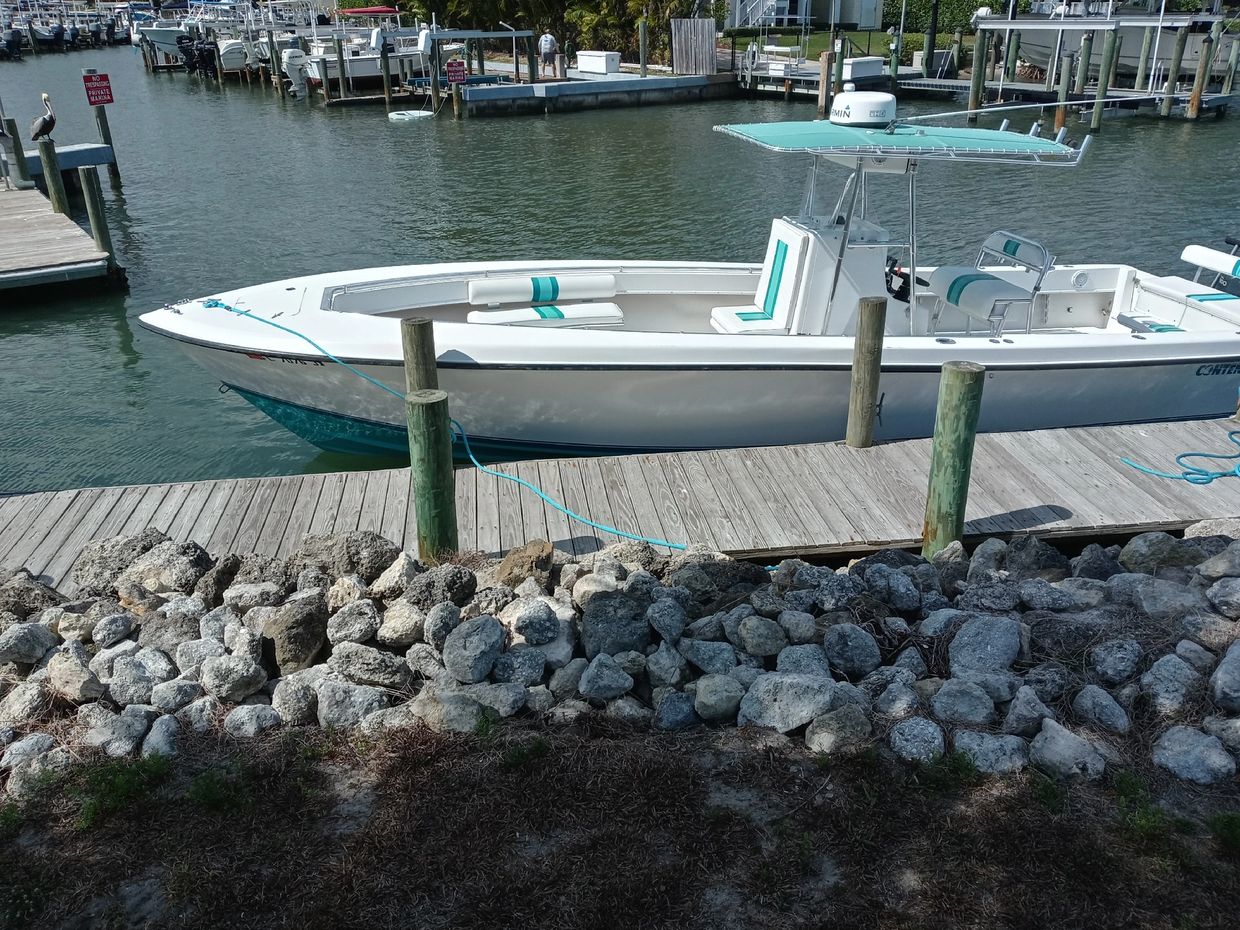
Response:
0,188,110,291
4,417,1240,595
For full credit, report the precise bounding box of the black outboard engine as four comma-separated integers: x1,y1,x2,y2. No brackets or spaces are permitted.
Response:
176,33,199,72
196,39,218,78
4,25,20,60
105,18,115,44
316,13,329,25
52,22,66,51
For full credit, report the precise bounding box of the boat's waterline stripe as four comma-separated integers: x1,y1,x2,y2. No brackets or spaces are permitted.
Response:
530,276,560,302
946,272,998,306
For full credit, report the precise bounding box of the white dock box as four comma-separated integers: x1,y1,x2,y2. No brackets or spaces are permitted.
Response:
577,50,621,74
841,56,885,80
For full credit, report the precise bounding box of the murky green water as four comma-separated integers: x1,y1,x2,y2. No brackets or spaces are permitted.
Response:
1,47,1237,493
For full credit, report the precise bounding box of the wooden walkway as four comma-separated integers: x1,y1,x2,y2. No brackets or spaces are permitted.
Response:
0,187,109,291
4,417,1240,595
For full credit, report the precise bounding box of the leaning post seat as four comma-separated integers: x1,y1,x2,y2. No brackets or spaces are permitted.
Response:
925,232,1054,337
465,273,623,327
710,219,812,334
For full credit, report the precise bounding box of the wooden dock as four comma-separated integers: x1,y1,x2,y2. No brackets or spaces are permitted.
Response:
0,188,110,291
5,418,1240,595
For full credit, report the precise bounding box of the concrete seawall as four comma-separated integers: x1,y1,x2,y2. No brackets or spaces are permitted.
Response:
463,72,740,117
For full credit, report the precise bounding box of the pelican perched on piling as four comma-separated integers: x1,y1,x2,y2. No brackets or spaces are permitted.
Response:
30,93,55,142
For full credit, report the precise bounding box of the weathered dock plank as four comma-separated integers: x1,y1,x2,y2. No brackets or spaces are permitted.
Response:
0,188,109,290
6,418,1240,594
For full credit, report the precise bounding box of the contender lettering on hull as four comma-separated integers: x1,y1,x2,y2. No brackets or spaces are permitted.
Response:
1195,363,1240,376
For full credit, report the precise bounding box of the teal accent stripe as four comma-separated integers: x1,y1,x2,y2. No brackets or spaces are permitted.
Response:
533,305,564,319
1148,322,1184,332
760,240,789,318
1234,258,1240,276
737,310,768,321
1003,239,1020,258
946,272,997,306
530,276,559,302
1190,293,1239,302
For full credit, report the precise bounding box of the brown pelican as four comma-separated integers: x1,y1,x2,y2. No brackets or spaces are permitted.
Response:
30,93,55,142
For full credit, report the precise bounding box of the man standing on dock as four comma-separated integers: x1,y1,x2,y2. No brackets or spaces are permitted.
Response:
539,28,559,79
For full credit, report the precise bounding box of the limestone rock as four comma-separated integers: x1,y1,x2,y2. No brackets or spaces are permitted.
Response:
580,588,651,659
1210,641,1240,713
953,730,1028,775
108,655,158,706
549,657,588,699
737,673,838,733
327,575,367,612
409,687,490,733
1175,639,1216,674
316,680,390,729
0,680,46,727
492,647,546,687
1004,535,1071,582
48,652,105,703
116,540,213,595
151,678,203,714
367,552,421,601
376,599,425,648
141,714,180,757
823,623,881,678
578,653,634,701
874,683,920,718
200,655,267,703
931,679,995,725
92,612,135,649
776,644,831,677
329,641,413,690
1140,654,1203,715
677,637,737,675
888,716,944,763
174,638,226,675
738,616,788,657
1029,719,1104,781
71,529,169,596
177,695,222,733
1089,638,1143,686
1152,726,1236,785
1002,686,1056,737
805,703,871,755
287,531,401,584
1,733,55,771
0,621,57,664
694,674,745,723
502,598,559,646
1072,684,1130,734
646,598,688,642
948,614,1021,677
423,602,462,651
1071,543,1124,581
271,678,318,726
224,704,282,738
653,691,699,731
403,563,477,609
83,710,150,758
496,539,554,590
956,581,1021,613
326,599,381,646
1202,715,1240,754
646,641,688,689
442,616,504,684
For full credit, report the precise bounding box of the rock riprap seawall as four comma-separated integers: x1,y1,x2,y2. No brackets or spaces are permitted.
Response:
2,525,1240,797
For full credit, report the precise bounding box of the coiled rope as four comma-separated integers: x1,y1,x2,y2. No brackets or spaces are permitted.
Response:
1121,430,1240,485
200,298,687,550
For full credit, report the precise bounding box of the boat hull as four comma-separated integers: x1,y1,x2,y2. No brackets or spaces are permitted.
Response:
169,336,1240,459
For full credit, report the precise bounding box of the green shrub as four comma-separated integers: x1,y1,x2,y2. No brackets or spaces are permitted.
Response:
74,755,172,830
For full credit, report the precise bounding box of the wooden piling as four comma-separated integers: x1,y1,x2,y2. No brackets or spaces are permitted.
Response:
949,29,962,75
556,52,567,79
37,140,69,214
1159,26,1190,117
77,165,115,269
477,40,486,75
1004,30,1020,82
889,40,899,94
430,41,442,109
451,82,463,119
406,389,458,561
1054,52,1072,132
921,361,986,559
845,296,887,449
380,43,393,106
818,51,830,117
92,105,121,187
526,36,537,83
966,31,988,124
1073,31,1093,95
1186,32,1214,120
334,37,349,99
401,318,456,560
3,118,34,189
1224,34,1239,96
401,318,439,391
268,33,282,94
319,58,333,101
1135,25,1154,90
639,18,648,77
1089,29,1118,134
831,31,845,95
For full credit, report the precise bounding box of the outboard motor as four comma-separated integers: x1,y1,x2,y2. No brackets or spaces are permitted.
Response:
316,13,329,26
4,25,21,60
281,46,309,97
196,39,219,78
105,18,115,44
52,22,66,51
176,33,199,73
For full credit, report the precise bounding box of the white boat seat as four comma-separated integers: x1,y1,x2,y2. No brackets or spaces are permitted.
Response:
1135,275,1240,318
925,231,1053,337
467,273,616,307
1181,244,1240,280
466,302,623,328
710,219,811,335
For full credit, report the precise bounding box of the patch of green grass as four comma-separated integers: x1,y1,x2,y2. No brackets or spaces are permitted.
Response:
1110,770,1169,845
499,735,550,771
1208,812,1240,859
0,801,23,839
1031,772,1066,813
473,712,501,742
74,755,173,831
919,752,981,793
186,766,254,814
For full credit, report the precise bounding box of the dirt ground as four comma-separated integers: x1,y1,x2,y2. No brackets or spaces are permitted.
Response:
2,722,1238,930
